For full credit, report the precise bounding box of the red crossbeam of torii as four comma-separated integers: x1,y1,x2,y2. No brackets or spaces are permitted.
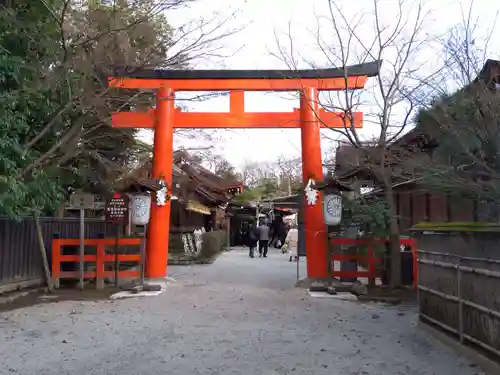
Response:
109,61,380,281
112,91,363,129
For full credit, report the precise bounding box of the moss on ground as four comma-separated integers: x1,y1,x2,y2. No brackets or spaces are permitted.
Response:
411,222,500,232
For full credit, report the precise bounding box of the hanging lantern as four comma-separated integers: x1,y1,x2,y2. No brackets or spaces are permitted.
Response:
311,177,350,226
131,194,151,225
323,193,342,225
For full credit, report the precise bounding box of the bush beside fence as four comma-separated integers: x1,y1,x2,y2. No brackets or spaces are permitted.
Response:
199,231,228,260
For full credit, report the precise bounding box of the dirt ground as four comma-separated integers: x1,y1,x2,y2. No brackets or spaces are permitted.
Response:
0,248,486,375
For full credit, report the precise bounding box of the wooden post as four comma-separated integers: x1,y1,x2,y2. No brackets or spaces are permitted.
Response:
51,239,61,289
226,216,231,249
114,224,120,287
411,240,418,288
79,207,85,290
368,247,376,287
34,214,54,292
140,226,147,287
96,242,105,289
457,256,464,343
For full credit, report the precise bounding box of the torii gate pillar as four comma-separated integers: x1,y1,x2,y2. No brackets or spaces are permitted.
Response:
300,87,328,279
147,87,175,278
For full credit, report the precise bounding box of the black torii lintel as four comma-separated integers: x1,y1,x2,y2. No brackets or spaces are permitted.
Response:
110,60,382,80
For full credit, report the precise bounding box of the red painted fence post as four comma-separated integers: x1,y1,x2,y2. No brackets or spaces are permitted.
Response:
96,240,105,289
52,239,61,289
368,246,376,287
411,240,418,289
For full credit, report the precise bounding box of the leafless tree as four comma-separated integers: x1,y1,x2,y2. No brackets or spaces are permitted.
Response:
240,161,278,188
273,156,302,195
432,1,498,93
272,0,441,287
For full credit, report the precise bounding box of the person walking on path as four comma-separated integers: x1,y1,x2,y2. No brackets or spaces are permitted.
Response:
258,221,270,257
246,222,259,258
283,224,299,262
269,218,286,249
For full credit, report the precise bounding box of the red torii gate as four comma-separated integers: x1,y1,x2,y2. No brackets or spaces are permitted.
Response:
108,61,380,281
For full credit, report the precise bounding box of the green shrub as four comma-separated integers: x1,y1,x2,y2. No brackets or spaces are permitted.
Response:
168,232,186,254
355,243,387,271
199,231,227,259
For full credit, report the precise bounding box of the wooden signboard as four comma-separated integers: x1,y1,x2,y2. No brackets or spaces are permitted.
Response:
105,193,130,223
69,193,96,209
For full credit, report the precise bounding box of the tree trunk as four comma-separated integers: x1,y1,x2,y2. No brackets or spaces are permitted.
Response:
56,202,65,218
384,181,402,288
33,213,54,292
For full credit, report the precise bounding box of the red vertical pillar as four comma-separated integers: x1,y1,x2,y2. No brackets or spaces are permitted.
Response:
300,87,328,279
146,87,175,279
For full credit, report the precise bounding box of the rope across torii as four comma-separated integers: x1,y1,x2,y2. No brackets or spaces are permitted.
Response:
108,61,380,281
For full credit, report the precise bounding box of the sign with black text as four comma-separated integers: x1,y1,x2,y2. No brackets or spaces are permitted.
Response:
105,193,130,223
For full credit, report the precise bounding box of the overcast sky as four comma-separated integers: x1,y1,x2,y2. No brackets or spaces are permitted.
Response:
138,0,499,171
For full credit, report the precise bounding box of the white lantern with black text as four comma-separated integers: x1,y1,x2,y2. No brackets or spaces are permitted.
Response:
131,194,151,225
323,193,342,225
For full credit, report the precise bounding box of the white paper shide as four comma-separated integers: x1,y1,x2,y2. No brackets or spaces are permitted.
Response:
156,179,169,206
304,178,318,206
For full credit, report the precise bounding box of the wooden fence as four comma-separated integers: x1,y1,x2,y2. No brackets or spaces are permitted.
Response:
418,249,500,359
52,237,143,289
0,217,114,292
330,237,418,286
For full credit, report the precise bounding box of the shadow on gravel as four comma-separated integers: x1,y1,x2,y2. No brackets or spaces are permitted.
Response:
0,284,120,313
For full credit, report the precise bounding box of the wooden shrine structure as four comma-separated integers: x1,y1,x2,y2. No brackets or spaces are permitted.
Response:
119,149,242,232
109,62,380,280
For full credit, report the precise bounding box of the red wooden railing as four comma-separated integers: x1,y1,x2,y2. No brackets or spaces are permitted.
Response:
52,237,143,289
330,237,418,287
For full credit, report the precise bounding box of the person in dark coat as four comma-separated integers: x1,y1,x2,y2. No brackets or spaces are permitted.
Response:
246,222,259,258
270,217,285,248
278,220,287,248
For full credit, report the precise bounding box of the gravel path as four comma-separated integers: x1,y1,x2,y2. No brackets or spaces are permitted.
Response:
0,248,485,375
